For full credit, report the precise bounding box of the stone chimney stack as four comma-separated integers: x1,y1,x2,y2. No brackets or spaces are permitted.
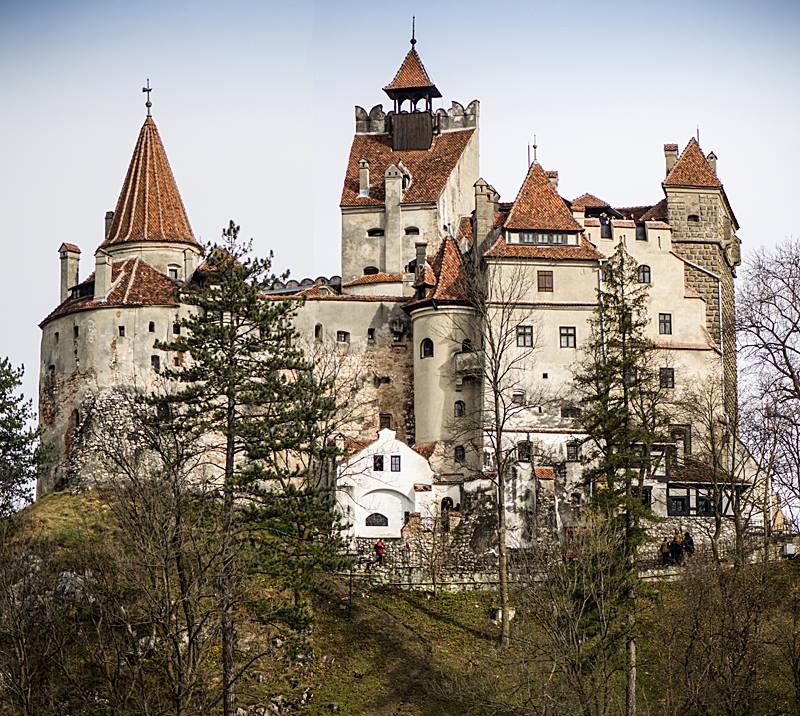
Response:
183,248,197,281
415,241,427,281
664,144,679,175
474,179,498,247
94,250,112,300
546,170,559,189
58,243,81,303
706,151,718,175
104,210,115,240
358,159,370,198
384,164,404,273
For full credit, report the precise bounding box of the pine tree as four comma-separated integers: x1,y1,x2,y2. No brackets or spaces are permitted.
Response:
573,241,670,716
154,221,345,716
0,359,44,518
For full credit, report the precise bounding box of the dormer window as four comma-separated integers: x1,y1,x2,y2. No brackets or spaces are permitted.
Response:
518,232,571,245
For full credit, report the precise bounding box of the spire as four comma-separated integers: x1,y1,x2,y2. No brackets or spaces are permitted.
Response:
142,78,153,117
383,31,441,99
102,116,198,248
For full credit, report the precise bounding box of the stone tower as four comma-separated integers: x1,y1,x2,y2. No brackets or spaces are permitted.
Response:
662,139,741,416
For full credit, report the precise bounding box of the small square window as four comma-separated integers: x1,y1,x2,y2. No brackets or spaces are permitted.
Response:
668,495,689,516
367,328,375,341
393,331,403,343
660,367,675,389
659,313,672,335
379,414,392,430
566,443,580,461
151,355,161,371
511,390,525,405
337,331,350,343
373,455,384,471
537,270,554,293
118,325,125,337
149,321,155,333
542,373,548,379
559,326,576,348
168,266,179,280
516,325,534,347
173,322,181,335
391,455,401,472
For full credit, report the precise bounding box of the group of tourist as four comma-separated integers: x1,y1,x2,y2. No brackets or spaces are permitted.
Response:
659,529,695,566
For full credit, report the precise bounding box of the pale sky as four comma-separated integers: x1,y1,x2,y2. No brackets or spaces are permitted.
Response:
1,0,798,403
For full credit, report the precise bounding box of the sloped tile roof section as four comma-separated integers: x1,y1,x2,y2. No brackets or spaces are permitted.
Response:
640,198,669,222
409,235,470,307
664,137,721,188
383,46,440,95
342,272,404,287
571,193,610,210
455,216,473,245
484,234,604,261
341,130,475,207
504,163,583,232
102,117,198,248
41,257,179,326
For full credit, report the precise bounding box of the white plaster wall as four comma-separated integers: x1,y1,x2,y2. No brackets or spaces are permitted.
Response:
103,241,202,279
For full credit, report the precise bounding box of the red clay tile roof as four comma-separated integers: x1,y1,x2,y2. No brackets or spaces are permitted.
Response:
342,272,403,287
412,442,437,459
455,216,474,245
535,466,554,479
640,199,668,222
383,46,439,93
59,243,81,254
102,117,198,249
410,235,470,306
572,193,610,210
664,138,721,188
341,130,475,207
615,205,655,221
484,234,603,261
505,163,583,232
41,257,179,326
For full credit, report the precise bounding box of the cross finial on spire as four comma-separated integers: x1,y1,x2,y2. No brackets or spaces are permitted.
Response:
411,16,416,46
532,134,538,163
142,78,153,117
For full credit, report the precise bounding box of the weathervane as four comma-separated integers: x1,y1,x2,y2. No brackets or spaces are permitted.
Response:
142,78,153,117
411,16,416,46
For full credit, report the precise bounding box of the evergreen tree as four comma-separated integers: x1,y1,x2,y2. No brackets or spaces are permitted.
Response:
573,241,670,716
0,359,44,518
155,221,345,716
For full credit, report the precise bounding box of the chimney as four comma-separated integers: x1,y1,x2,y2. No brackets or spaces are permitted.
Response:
706,151,718,175
474,179,498,247
546,170,559,189
94,250,112,300
664,144,679,175
358,159,370,198
58,243,81,303
183,248,197,281
104,210,115,240
415,241,427,281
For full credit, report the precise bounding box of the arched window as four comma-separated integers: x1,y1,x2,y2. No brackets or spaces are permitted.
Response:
314,323,323,342
637,265,651,284
420,338,434,359
366,513,389,527
405,226,420,236
363,266,379,275
454,445,466,463
366,228,384,237
461,338,473,353
441,496,454,511
454,400,465,418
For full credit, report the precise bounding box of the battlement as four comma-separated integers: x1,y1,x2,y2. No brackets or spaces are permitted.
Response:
355,100,479,135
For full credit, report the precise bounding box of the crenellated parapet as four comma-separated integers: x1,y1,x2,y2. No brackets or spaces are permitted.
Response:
355,100,479,135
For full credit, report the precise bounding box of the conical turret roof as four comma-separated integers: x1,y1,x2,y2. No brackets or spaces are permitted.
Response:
102,116,198,248
383,44,441,98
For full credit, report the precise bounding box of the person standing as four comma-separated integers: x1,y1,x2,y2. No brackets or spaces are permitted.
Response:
660,537,671,566
374,538,386,566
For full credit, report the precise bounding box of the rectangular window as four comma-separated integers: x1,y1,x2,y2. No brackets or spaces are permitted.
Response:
391,455,401,472
337,331,350,343
659,313,672,335
566,443,580,461
660,367,675,389
73,326,79,338
537,270,554,292
367,328,375,341
696,492,715,516
373,455,384,471
634,486,653,507
392,331,403,343
379,414,392,430
668,494,689,516
54,331,59,344
559,326,576,348
516,325,534,347
511,389,526,405
151,355,160,371
173,322,181,335
118,325,125,337
517,442,532,463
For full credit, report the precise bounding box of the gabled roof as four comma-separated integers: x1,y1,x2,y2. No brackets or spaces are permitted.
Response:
664,137,721,188
41,257,179,326
571,193,610,210
340,129,475,207
484,234,603,261
504,163,583,232
102,117,198,249
383,45,441,97
409,235,470,307
640,199,669,222
342,272,403,287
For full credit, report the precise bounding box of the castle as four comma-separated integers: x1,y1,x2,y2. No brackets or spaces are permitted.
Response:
39,37,768,551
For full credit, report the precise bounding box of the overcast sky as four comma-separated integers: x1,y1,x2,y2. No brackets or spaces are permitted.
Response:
1,0,798,403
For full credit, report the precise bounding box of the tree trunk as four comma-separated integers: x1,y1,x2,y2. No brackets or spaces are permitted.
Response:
497,466,511,649
221,398,236,716
626,606,636,716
